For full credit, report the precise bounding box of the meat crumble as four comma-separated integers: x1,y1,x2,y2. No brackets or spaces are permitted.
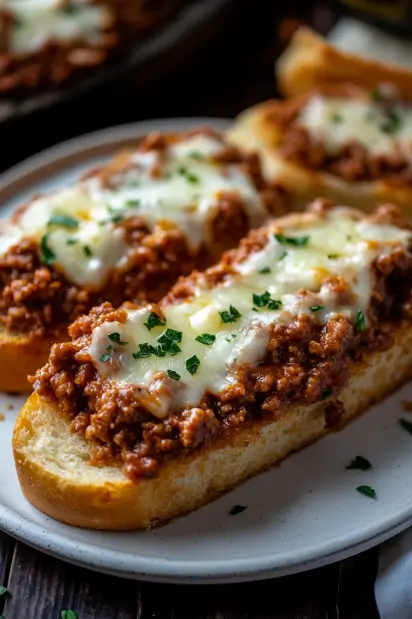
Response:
31,203,412,482
0,130,283,337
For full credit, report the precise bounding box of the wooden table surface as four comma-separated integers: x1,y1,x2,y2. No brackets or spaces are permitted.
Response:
0,1,386,616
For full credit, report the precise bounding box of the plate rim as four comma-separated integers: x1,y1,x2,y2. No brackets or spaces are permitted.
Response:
0,116,410,584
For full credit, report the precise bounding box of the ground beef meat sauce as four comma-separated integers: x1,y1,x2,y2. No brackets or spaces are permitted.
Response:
0,129,282,337
0,0,178,95
31,200,412,482
269,84,412,184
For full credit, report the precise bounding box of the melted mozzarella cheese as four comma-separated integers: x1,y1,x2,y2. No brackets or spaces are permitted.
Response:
0,134,267,287
0,0,109,53
89,207,411,418
297,95,412,157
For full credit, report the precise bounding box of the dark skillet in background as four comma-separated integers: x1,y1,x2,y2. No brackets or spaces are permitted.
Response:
0,0,330,173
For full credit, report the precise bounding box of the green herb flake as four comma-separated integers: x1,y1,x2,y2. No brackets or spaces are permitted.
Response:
178,166,199,184
219,305,241,324
61,611,78,619
229,504,247,516
328,253,339,259
399,418,412,435
258,266,271,274
253,291,271,308
346,455,372,471
83,245,92,257
66,238,78,246
188,151,204,160
310,305,324,312
125,199,140,208
274,233,309,247
157,328,182,344
144,312,166,331
48,214,79,228
133,343,156,359
381,108,402,134
371,87,385,103
40,234,56,266
356,309,365,332
100,353,111,363
186,355,200,376
167,369,181,381
331,112,343,123
108,332,128,346
0,586,8,597
279,251,287,260
268,299,282,310
321,388,333,400
356,485,376,499
61,3,77,15
195,333,216,346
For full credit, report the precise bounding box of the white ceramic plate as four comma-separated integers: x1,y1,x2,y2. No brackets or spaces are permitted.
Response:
1,119,412,584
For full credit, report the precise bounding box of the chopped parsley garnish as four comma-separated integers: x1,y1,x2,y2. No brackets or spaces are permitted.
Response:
125,199,140,208
110,213,123,223
167,369,181,381
258,266,271,274
100,353,111,363
144,312,166,331
195,333,216,345
61,2,76,14
83,245,92,257
108,332,128,345
328,253,339,259
253,291,271,307
229,504,247,516
381,108,402,134
157,329,182,355
322,388,333,400
106,345,114,351
186,355,200,375
61,611,78,619
66,238,78,245
331,113,343,123
399,418,412,435
188,151,204,160
178,166,199,184
253,291,282,311
356,309,365,332
268,299,282,310
0,586,8,597
310,305,324,312
219,305,241,324
371,87,385,103
346,456,372,470
48,214,79,228
157,328,182,343
356,485,376,499
347,235,353,241
132,343,155,359
279,251,287,261
274,233,309,247
225,333,237,342
40,234,56,265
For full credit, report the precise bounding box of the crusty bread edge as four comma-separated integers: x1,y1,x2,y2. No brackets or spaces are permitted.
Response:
0,330,67,393
226,101,412,214
12,323,412,531
276,26,412,99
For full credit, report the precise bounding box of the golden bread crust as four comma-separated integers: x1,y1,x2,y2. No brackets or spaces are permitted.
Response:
13,323,412,530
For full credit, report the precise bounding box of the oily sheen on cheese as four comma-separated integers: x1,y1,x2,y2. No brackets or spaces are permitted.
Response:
89,207,411,419
0,134,267,287
297,95,412,156
0,0,109,53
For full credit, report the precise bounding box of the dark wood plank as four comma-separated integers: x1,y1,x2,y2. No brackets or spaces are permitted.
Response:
3,541,140,619
336,548,380,619
0,532,15,615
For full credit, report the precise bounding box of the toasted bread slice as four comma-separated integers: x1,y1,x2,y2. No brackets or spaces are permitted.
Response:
0,330,66,393
276,26,412,99
13,324,412,530
227,85,412,214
